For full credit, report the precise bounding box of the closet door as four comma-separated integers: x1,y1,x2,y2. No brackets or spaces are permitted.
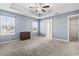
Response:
69,16,78,41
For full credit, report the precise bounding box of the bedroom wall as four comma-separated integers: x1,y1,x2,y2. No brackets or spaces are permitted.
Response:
0,10,36,42
40,10,79,40
53,10,79,40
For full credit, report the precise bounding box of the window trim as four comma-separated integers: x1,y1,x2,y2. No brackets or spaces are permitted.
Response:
32,20,38,33
0,15,15,36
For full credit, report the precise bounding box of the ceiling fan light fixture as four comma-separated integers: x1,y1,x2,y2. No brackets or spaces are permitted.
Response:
29,3,51,13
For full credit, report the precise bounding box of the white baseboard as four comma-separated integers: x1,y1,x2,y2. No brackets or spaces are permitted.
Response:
53,38,69,42
0,38,69,44
0,39,19,44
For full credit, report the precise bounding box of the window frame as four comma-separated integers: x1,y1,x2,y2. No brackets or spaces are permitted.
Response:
32,20,38,33
0,15,15,36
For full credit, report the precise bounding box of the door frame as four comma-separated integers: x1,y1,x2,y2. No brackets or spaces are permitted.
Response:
46,18,53,39
68,14,79,42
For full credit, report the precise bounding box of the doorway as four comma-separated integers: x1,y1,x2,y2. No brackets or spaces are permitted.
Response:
69,15,79,41
46,19,52,38
40,18,52,39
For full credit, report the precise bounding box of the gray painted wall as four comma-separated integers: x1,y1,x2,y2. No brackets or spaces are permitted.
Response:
0,9,79,41
53,10,79,40
40,10,79,40
0,10,36,42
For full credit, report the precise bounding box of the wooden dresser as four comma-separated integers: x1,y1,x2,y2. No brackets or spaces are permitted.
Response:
20,32,31,40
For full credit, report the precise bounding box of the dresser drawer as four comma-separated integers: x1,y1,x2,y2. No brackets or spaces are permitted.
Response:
20,32,31,40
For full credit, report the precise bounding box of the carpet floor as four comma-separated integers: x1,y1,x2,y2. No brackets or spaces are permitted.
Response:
0,37,79,56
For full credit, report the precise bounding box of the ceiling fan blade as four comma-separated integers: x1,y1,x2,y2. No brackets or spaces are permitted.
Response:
41,9,46,12
29,6,37,8
42,5,50,8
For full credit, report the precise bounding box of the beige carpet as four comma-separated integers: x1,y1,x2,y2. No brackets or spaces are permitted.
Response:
0,37,79,56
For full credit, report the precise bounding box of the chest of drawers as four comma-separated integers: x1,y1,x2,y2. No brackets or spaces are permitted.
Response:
20,32,31,40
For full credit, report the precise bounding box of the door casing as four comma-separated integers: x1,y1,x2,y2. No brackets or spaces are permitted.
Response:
68,14,79,42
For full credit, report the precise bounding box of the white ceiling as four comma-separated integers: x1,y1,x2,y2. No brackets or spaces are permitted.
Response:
0,3,79,19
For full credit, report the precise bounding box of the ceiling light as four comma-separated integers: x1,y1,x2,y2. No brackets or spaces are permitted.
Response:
29,3,50,13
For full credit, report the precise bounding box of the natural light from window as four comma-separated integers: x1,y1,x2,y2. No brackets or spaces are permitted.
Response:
0,15,15,35
32,21,38,32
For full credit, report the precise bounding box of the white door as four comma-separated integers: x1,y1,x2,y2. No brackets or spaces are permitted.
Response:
40,19,52,39
46,19,52,39
69,16,79,41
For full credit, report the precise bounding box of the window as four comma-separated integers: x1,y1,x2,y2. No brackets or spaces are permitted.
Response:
32,21,38,32
0,15,15,35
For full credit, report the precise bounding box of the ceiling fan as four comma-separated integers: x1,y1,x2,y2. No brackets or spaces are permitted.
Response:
29,3,50,13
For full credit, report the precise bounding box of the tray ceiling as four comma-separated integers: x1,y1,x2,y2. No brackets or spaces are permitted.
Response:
0,3,79,19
